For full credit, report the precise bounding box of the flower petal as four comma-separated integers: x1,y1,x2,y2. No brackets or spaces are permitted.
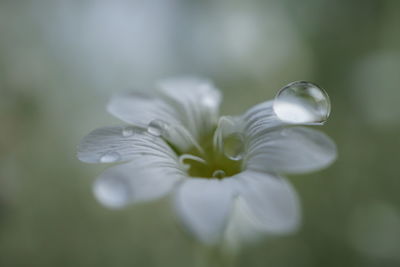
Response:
107,78,221,152
107,92,181,128
233,170,300,234
240,101,285,139
94,151,184,209
157,77,221,139
174,178,236,244
244,126,337,174
77,126,178,164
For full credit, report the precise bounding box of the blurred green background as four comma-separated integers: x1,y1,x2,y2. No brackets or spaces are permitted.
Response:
1,0,400,266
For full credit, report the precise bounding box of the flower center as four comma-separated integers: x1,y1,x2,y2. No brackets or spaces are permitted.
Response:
179,131,243,179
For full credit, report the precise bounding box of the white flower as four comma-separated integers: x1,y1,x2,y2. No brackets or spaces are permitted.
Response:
77,78,336,245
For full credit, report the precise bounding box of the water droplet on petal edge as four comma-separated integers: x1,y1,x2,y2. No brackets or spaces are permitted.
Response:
99,151,121,163
280,128,292,137
273,81,331,124
122,126,135,137
147,119,169,137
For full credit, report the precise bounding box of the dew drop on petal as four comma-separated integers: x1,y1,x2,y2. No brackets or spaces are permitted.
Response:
99,151,121,163
122,126,135,137
212,170,226,179
147,119,169,137
94,177,132,208
223,133,245,161
280,127,293,137
273,81,331,124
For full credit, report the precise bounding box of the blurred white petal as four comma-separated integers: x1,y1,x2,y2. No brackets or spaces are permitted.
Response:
107,78,221,152
174,178,237,244
107,92,202,152
94,155,184,209
107,92,180,127
233,170,300,234
157,77,221,139
241,101,284,137
244,127,337,174
224,197,273,247
77,126,177,164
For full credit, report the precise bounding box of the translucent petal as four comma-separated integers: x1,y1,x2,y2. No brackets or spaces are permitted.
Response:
244,127,337,174
157,77,221,139
107,92,180,128
240,101,285,139
77,126,177,164
146,119,204,154
224,197,276,247
107,78,222,152
108,93,198,152
174,178,237,244
94,154,184,208
232,170,300,234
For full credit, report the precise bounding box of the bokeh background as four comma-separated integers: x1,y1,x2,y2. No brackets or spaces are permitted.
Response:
1,0,400,266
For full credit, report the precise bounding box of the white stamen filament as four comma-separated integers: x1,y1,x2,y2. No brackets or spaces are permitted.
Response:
178,154,207,170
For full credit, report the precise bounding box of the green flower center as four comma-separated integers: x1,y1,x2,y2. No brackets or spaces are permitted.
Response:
179,131,243,179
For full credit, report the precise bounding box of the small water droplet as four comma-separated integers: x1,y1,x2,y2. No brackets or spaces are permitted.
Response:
94,177,132,208
273,81,331,124
280,128,293,137
122,126,135,137
99,151,121,163
147,119,169,137
223,133,245,161
212,170,226,179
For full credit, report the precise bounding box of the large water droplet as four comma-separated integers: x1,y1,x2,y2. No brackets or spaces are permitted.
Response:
122,126,135,137
147,119,169,137
94,177,132,208
99,151,121,163
273,81,331,124
212,170,226,179
223,133,245,161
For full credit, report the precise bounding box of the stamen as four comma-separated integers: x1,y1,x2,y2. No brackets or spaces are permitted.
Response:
213,116,245,160
147,119,204,154
213,116,236,153
173,124,205,155
179,154,207,170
